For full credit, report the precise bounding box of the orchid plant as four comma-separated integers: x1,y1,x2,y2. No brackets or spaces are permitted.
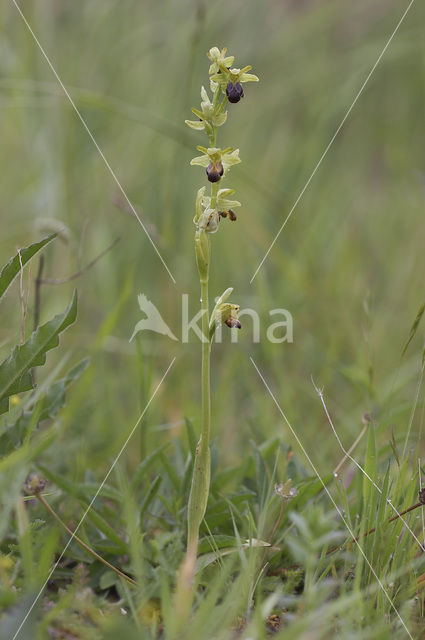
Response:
185,47,258,556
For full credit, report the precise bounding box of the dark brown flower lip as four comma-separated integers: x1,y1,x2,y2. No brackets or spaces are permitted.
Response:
225,317,241,329
206,161,224,183
218,209,237,221
226,81,244,104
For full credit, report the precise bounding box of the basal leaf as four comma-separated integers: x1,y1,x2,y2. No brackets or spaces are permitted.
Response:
0,234,56,301
0,291,77,415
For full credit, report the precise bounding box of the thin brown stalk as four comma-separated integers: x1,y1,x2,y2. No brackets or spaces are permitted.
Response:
34,255,44,331
333,422,368,476
326,501,423,556
40,237,120,284
36,493,137,587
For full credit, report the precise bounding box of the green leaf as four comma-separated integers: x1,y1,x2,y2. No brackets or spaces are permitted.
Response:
0,234,56,301
42,358,89,419
159,452,180,490
0,291,77,415
249,440,268,509
78,482,122,503
288,475,333,512
140,475,162,520
185,418,198,457
195,548,238,573
99,570,118,590
39,466,129,553
38,465,86,501
363,422,377,524
0,358,89,455
373,464,391,554
77,501,129,553
129,443,170,491
198,534,239,554
402,301,425,357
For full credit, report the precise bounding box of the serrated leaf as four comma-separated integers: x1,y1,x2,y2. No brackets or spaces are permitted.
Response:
0,291,77,415
0,234,56,301
0,358,89,454
42,357,89,419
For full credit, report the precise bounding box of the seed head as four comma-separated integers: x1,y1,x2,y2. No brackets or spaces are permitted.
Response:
419,488,425,505
24,473,46,495
274,481,298,501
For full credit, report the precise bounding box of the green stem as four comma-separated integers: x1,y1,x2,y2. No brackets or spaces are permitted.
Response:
200,180,218,447
186,183,219,555
186,259,211,554
200,277,211,446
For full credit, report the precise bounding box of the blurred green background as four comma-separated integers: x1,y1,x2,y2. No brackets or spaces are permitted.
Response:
1,0,424,479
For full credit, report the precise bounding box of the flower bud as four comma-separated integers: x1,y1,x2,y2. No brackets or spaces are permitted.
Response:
226,81,244,104
198,209,220,234
206,161,224,183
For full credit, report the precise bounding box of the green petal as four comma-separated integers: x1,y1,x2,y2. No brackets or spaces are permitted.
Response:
191,107,205,119
190,155,210,168
213,112,227,126
239,73,259,83
200,86,210,105
222,149,241,170
185,120,205,130
217,198,241,209
195,186,206,220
